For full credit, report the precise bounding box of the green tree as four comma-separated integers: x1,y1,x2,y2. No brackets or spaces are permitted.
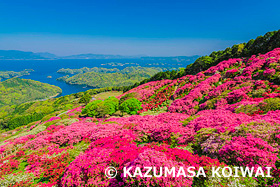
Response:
95,102,111,118
119,98,142,115
79,93,92,104
82,100,103,117
104,97,119,114
82,97,120,118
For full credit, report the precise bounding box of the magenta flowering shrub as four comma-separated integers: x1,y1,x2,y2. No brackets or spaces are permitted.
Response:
263,68,276,77
51,122,97,145
168,74,221,114
173,83,193,98
44,116,61,123
188,109,252,132
118,80,173,102
225,68,239,77
61,136,222,187
51,121,126,145
106,113,191,144
61,136,143,186
23,134,52,150
204,58,242,74
61,148,112,187
123,149,193,187
29,125,36,130
206,80,236,100
225,86,252,103
254,110,280,126
214,98,228,109
219,134,278,168
13,134,35,144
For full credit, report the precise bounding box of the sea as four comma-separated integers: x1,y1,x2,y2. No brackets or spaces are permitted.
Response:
0,59,193,96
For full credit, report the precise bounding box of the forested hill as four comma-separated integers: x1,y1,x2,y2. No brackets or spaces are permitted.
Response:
124,29,280,92
57,66,176,88
185,30,280,75
0,78,62,109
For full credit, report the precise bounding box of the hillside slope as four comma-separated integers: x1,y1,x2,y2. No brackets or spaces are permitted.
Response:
0,48,280,186
0,78,62,119
185,30,280,75
125,29,280,92
0,78,62,107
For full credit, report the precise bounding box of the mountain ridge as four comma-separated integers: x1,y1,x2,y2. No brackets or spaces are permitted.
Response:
0,49,200,60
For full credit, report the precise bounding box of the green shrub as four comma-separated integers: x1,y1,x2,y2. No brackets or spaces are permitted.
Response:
82,97,119,118
234,121,279,144
119,92,138,104
251,88,266,98
119,98,142,115
12,124,46,139
235,104,260,114
82,100,103,117
64,104,73,110
95,101,111,118
259,98,280,113
1,172,34,186
79,93,92,104
57,118,79,126
104,97,119,113
182,115,199,127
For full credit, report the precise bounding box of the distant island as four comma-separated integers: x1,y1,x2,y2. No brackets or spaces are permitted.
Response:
56,66,178,88
0,49,200,60
0,69,34,80
57,67,119,74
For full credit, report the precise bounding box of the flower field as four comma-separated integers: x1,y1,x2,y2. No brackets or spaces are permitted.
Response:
1,48,280,186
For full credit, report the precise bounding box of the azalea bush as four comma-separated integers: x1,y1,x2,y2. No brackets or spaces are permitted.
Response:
219,135,278,168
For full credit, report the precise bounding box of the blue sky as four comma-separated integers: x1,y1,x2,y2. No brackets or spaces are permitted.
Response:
0,0,280,56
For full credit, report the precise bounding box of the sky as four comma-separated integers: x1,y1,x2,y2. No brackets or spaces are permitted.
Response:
0,0,280,56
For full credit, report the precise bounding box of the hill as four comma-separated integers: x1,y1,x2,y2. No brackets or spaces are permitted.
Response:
57,66,177,88
0,50,48,60
1,42,280,186
0,49,199,61
124,29,280,92
61,53,127,59
0,69,34,80
0,78,62,117
184,30,280,75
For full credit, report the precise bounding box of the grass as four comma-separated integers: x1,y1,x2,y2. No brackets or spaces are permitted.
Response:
94,91,123,100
